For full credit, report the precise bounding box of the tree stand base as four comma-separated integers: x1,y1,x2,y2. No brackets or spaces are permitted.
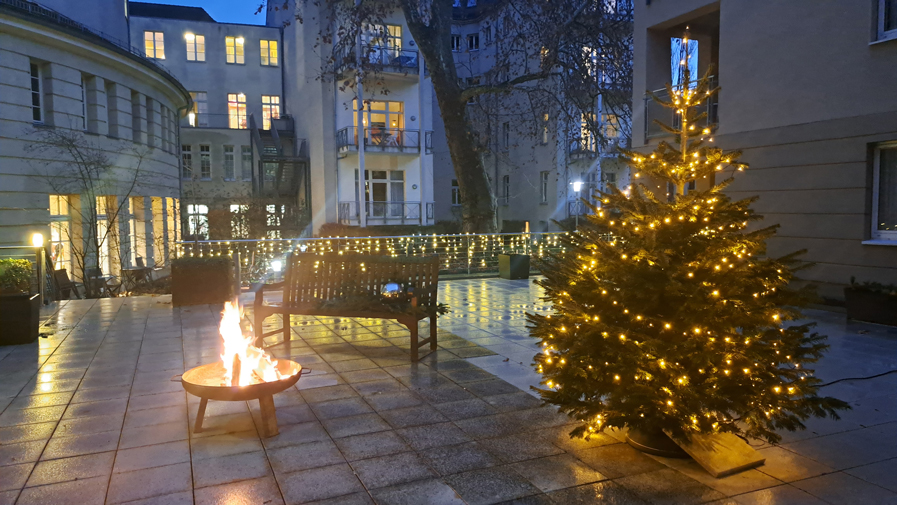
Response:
626,428,689,458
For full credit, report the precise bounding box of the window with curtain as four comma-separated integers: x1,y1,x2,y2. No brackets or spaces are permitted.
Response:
227,93,247,129
260,40,278,65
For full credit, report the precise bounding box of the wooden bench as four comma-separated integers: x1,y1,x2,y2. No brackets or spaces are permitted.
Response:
253,253,440,361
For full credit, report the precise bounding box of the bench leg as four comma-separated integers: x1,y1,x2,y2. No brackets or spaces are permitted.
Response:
193,397,208,434
430,315,438,351
283,314,291,349
409,321,419,362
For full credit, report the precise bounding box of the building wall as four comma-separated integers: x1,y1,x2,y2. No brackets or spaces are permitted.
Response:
631,0,897,298
41,0,130,44
0,6,187,279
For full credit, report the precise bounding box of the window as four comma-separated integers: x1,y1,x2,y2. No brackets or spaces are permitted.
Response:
49,195,71,272
365,24,402,49
226,36,245,64
483,26,492,44
199,145,211,180
601,113,620,139
540,171,549,203
105,81,117,135
873,145,897,240
241,145,253,180
502,122,510,150
878,0,897,39
686,180,697,192
230,204,249,238
189,91,208,126
671,37,698,88
185,33,205,61
354,170,405,217
578,113,596,152
542,113,550,144
30,62,43,122
502,175,510,205
144,31,165,59
262,95,280,130
353,100,405,144
128,197,146,267
181,145,192,179
260,40,278,66
451,180,461,206
227,93,247,129
78,75,87,130
224,146,235,180
467,34,479,51
187,204,208,239
451,34,462,52
145,97,155,147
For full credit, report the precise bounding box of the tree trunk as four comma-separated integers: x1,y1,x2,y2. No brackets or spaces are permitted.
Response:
401,0,497,233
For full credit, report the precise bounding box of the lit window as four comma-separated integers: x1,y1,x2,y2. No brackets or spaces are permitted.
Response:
227,93,247,129
241,145,253,180
226,36,245,64
181,145,192,179
261,95,280,130
30,62,42,122
49,195,71,272
187,204,208,239
185,33,205,61
189,91,208,126
601,113,620,139
200,145,211,180
144,31,165,59
260,40,278,66
224,146,235,180
230,204,249,239
872,145,897,241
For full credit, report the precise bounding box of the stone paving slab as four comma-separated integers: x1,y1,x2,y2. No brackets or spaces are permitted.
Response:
0,278,894,504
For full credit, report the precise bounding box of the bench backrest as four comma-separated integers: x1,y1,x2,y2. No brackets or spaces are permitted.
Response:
284,253,439,307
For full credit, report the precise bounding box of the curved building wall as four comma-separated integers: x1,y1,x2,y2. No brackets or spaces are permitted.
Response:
0,4,189,279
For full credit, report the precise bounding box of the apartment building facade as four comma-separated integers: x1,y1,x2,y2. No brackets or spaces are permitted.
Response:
632,0,897,298
432,1,632,232
0,0,188,280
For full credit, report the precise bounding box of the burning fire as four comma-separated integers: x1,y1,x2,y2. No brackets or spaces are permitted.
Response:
220,302,294,386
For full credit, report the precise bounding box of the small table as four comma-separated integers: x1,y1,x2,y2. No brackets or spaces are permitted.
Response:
121,267,152,291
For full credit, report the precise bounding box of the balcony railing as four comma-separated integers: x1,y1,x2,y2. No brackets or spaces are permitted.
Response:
178,231,569,279
569,137,598,160
644,75,719,140
335,44,420,74
338,201,434,225
180,113,245,130
337,127,424,153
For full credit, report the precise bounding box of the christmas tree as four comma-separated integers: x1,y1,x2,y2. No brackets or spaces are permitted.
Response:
528,50,848,444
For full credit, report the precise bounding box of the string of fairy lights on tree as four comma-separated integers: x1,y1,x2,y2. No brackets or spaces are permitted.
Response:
528,32,848,445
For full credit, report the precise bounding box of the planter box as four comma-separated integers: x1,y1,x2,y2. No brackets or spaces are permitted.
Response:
844,288,897,326
171,258,234,307
0,293,40,345
499,254,530,280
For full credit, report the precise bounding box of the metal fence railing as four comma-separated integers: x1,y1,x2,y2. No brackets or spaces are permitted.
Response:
178,232,568,283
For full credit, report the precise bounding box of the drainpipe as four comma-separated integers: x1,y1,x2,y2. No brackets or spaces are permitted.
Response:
175,103,191,250
355,0,367,228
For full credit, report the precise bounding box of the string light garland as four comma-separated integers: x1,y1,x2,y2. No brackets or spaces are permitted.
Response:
527,50,848,445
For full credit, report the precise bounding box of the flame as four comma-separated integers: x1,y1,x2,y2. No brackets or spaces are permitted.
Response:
220,302,291,386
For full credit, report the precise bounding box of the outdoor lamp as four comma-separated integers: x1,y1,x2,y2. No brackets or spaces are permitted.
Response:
236,37,244,44
185,32,195,41
188,112,196,126
573,181,583,193
271,260,283,273
31,233,43,247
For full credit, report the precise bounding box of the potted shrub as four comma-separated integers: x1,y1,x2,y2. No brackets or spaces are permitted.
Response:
171,256,234,307
0,259,40,345
844,277,897,326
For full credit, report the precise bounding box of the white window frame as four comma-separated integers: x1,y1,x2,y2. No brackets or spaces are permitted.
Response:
187,204,209,239
186,33,205,62
144,31,165,59
871,143,897,241
30,62,43,123
451,179,461,206
199,145,211,180
467,33,479,51
181,145,192,180
79,75,87,130
228,93,247,129
878,0,897,41
262,95,280,130
189,91,208,127
260,40,278,66
226,36,245,64
241,145,253,181
451,34,462,52
224,145,235,181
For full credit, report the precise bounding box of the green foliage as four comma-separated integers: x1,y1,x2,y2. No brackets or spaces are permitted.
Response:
528,69,848,445
0,259,32,294
848,277,897,296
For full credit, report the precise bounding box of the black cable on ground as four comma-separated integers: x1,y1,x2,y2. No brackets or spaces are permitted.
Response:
817,369,897,388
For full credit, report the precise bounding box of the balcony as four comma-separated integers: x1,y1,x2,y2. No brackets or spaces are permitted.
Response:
644,76,718,140
338,201,434,226
335,44,421,75
569,137,597,161
180,114,295,132
337,127,433,155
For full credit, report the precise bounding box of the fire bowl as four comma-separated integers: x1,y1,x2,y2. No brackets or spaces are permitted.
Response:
181,359,302,437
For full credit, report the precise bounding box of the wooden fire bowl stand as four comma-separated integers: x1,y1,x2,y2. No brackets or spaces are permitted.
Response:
181,359,302,438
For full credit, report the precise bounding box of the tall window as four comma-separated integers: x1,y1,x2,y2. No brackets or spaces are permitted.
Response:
227,93,247,129
266,204,284,239
185,33,205,61
200,145,211,180
579,113,596,152
187,204,208,239
144,31,165,59
542,113,550,144
30,62,43,122
95,197,112,274
78,75,87,130
226,36,245,64
230,204,249,238
451,34,462,52
671,37,698,88
262,95,280,130
451,180,461,206
873,145,897,241
241,146,253,180
49,195,71,272
189,91,208,127
502,175,510,206
878,0,897,40
260,40,278,66
502,122,510,150
353,100,405,145
365,24,402,49
467,33,479,51
223,146,235,180
181,145,192,179
540,171,549,203
354,170,405,217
